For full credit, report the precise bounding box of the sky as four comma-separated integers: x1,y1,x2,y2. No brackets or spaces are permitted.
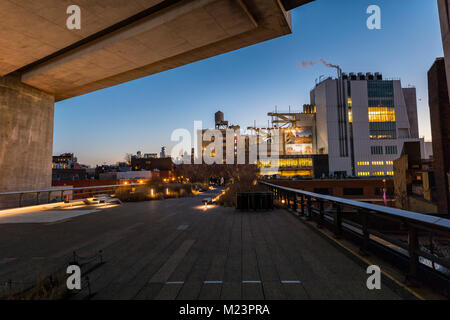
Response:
54,0,444,166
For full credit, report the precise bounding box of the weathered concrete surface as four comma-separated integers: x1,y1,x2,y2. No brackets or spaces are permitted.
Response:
0,0,314,101
0,76,54,192
0,0,167,76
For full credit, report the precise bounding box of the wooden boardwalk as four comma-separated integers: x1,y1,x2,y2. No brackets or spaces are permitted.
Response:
0,192,403,300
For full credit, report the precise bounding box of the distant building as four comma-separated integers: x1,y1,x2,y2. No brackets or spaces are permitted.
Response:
131,157,175,179
144,153,158,159
160,146,166,158
199,125,251,165
423,141,433,160
310,72,421,177
393,142,437,214
52,153,77,169
52,168,87,181
268,178,395,205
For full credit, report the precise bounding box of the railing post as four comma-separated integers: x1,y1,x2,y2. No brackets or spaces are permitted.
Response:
36,192,40,205
317,200,324,228
359,210,370,256
300,194,305,216
19,193,23,207
306,196,312,220
407,226,419,283
334,204,342,238
292,194,297,212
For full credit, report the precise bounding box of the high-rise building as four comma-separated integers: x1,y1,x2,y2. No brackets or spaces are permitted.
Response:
437,0,450,100
160,146,166,158
310,73,422,177
428,58,450,214
432,0,450,214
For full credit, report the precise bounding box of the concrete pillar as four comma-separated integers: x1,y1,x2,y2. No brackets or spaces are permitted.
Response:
0,76,54,192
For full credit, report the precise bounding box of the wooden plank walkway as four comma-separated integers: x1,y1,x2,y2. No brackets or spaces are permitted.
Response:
0,193,403,299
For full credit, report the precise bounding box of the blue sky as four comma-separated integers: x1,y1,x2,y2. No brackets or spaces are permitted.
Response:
54,0,444,166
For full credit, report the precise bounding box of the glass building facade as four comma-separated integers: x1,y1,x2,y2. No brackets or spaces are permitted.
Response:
367,81,396,140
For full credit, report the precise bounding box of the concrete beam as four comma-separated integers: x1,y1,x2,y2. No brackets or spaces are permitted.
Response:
0,0,310,101
21,0,258,98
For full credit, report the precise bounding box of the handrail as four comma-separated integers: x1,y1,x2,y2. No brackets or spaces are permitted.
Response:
261,180,450,295
260,181,450,230
0,183,143,196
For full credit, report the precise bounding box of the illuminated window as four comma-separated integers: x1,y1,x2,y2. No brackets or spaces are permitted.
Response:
371,161,384,165
368,107,396,122
258,158,313,169
387,171,394,176
373,171,385,176
357,172,370,176
386,161,394,165
348,109,353,123
357,161,369,166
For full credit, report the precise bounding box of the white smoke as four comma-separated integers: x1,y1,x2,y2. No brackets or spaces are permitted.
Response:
298,58,339,69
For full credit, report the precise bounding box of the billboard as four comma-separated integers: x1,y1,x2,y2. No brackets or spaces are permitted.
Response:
284,128,313,155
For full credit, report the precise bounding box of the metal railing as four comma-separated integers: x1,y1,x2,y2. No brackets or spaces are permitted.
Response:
261,181,450,296
0,183,142,210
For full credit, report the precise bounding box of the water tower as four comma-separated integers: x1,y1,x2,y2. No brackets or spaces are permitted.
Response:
215,110,228,129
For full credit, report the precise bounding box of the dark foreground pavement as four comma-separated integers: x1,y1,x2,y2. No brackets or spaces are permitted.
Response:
0,191,403,300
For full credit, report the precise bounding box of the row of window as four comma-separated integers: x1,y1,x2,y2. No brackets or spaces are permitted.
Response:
386,146,398,154
258,158,313,168
368,98,394,108
371,145,397,155
357,160,393,166
369,122,397,140
358,171,394,176
367,81,394,98
371,146,383,154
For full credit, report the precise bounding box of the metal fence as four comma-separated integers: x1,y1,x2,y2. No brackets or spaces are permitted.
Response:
0,183,142,210
261,181,450,296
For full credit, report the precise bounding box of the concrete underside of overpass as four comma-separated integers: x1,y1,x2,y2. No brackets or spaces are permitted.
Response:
0,0,313,192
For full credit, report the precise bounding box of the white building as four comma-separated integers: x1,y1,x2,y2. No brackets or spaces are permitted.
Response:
310,72,421,177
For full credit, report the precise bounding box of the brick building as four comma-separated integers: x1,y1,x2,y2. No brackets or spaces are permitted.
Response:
428,58,450,214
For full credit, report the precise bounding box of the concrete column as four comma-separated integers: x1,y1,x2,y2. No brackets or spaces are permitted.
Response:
0,76,54,192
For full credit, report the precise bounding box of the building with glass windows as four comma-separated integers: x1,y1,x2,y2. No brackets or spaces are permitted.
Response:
310,72,422,177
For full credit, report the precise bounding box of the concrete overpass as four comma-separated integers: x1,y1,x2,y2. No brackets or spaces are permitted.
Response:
0,0,314,192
